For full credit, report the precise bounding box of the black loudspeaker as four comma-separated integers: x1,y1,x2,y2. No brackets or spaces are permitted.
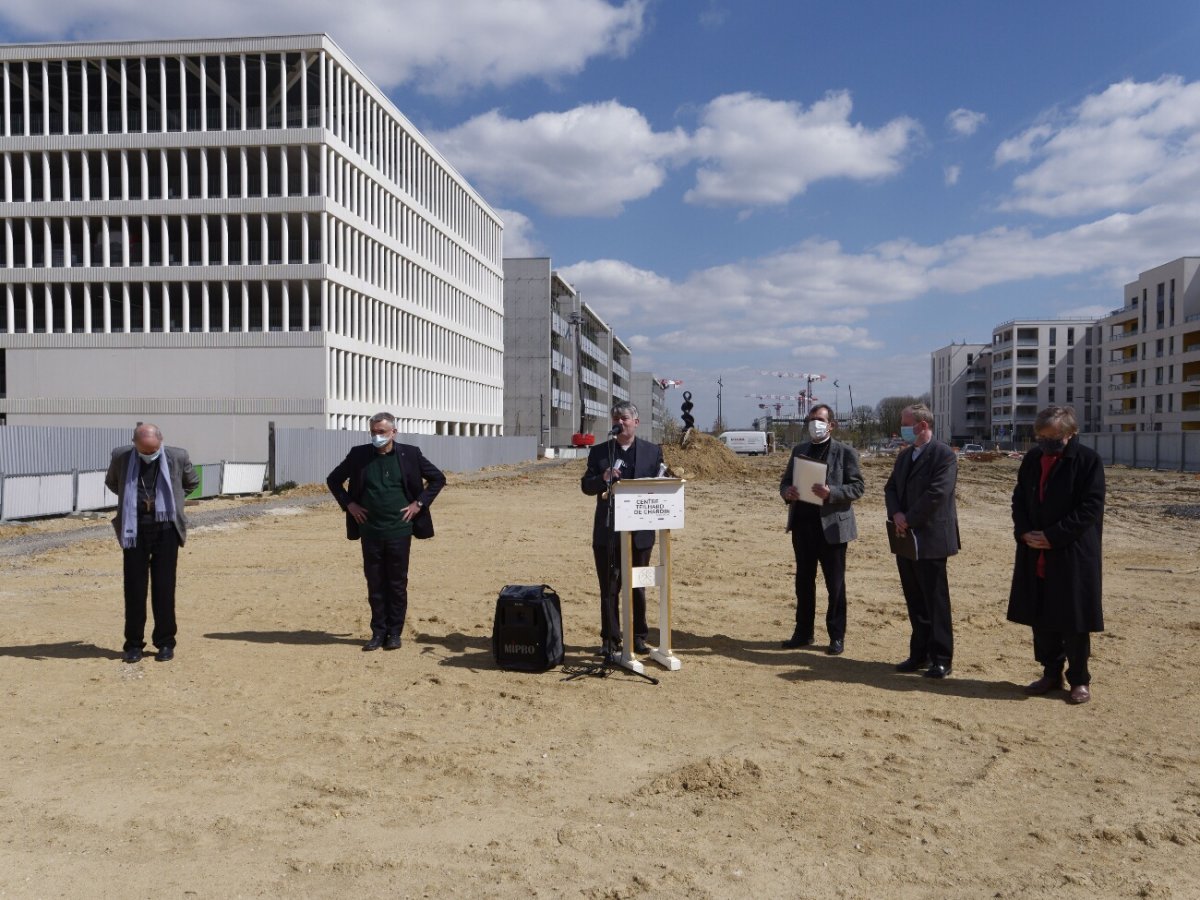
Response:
492,584,564,672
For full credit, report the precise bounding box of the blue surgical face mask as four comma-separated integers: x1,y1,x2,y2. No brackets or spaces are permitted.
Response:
137,449,162,463
900,425,916,443
370,433,392,449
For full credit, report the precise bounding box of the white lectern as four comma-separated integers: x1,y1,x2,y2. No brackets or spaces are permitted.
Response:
610,477,685,674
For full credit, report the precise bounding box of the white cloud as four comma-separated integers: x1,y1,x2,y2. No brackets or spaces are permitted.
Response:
560,197,1200,380
996,76,1200,217
947,108,987,137
431,102,689,216
685,91,921,207
496,208,543,257
944,164,962,186
699,1,728,29
0,0,648,95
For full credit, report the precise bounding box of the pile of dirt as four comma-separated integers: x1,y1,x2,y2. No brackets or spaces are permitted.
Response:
640,756,764,800
662,431,750,480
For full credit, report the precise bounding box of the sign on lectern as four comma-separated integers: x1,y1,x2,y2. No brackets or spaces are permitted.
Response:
610,477,685,673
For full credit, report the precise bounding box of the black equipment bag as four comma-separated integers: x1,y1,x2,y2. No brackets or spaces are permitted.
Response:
492,584,564,672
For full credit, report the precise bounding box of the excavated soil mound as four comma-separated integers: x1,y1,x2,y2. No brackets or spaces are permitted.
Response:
662,431,750,480
639,756,764,800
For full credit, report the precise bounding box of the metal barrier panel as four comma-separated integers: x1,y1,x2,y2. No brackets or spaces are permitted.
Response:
189,463,224,499
1186,432,1200,472
1078,431,1200,471
76,470,118,511
0,426,131,476
275,430,537,486
222,462,267,495
1,473,75,519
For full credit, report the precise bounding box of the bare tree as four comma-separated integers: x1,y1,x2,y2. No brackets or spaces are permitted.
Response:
876,395,924,437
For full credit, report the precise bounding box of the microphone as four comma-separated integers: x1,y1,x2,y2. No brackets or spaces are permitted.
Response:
608,424,623,437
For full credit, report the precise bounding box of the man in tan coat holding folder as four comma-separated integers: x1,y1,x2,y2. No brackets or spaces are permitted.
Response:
779,404,865,655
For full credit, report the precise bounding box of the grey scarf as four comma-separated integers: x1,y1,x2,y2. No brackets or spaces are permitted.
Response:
120,450,176,549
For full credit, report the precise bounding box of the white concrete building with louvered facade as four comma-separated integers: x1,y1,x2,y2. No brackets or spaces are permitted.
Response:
0,34,503,459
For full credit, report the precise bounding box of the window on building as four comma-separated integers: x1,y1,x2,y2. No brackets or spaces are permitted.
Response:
1156,367,1164,386
1049,327,1057,346
1048,387,1055,402
1066,387,1074,403
1067,327,1075,345
1156,338,1164,358
1085,349,1092,365
1157,282,1165,328
1049,349,1056,365
1156,394,1164,412
1066,367,1075,383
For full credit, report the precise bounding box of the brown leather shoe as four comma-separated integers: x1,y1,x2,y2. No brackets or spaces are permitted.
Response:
1068,684,1091,705
1024,674,1064,696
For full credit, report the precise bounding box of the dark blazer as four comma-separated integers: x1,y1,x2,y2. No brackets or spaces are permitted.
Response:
326,442,446,540
883,440,960,559
105,446,200,546
779,438,864,543
1007,440,1105,632
581,436,665,550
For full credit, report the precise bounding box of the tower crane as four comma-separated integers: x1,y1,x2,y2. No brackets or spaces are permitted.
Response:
760,371,827,418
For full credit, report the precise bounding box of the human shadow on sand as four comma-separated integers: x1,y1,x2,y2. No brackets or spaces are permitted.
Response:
777,655,1026,701
670,630,1025,701
204,629,363,647
0,640,124,661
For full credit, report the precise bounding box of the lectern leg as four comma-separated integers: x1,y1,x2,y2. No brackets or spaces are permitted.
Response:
619,531,645,674
649,529,682,671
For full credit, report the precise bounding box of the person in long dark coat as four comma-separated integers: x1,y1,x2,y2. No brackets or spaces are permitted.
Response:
1008,405,1105,705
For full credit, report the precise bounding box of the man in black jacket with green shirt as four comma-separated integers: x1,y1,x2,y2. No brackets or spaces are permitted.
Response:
326,412,446,651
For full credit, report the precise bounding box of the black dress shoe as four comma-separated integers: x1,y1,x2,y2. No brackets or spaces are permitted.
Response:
895,657,927,673
154,646,174,662
781,634,815,650
826,639,844,656
633,638,651,654
123,648,143,664
923,663,952,679
383,633,402,651
596,641,623,657
362,634,385,652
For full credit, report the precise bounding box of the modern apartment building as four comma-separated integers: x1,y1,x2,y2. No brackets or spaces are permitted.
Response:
930,342,990,444
1100,257,1200,432
0,35,504,460
989,318,1104,444
502,257,626,450
630,371,667,443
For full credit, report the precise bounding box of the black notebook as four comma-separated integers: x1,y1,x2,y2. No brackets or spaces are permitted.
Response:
886,520,919,560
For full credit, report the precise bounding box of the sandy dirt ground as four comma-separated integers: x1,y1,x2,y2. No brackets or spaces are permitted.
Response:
2,438,1200,899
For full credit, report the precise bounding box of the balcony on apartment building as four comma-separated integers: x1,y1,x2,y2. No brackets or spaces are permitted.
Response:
1183,328,1200,356
1107,324,1140,351
1015,368,1040,385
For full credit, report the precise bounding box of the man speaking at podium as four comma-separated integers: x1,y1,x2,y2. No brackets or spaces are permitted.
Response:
581,402,665,659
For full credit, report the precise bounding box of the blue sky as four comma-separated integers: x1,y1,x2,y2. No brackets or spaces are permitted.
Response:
5,1,1200,428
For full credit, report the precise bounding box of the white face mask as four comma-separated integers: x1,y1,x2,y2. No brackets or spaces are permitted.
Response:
370,433,392,449
137,449,162,463
808,420,829,441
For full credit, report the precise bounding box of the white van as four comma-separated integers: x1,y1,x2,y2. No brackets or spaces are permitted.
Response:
719,431,769,455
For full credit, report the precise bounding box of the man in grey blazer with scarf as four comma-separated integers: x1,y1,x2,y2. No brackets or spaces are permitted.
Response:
884,403,961,679
779,404,865,655
105,423,200,663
